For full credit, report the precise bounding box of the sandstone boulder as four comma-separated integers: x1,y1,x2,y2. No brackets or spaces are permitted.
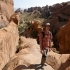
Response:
0,14,19,70
0,13,8,27
0,0,14,27
46,51,70,70
57,19,70,54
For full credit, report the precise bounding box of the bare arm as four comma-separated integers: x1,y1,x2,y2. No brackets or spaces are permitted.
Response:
40,41,42,50
49,32,53,48
49,40,52,48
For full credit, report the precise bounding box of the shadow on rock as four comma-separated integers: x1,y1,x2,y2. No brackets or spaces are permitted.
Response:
58,59,70,70
14,64,45,70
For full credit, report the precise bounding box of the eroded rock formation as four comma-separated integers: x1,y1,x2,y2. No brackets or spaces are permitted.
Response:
0,14,19,70
22,20,42,38
15,8,23,14
0,0,14,27
46,51,70,70
57,19,70,54
24,5,51,18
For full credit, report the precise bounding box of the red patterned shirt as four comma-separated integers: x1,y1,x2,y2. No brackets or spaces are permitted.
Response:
39,31,52,49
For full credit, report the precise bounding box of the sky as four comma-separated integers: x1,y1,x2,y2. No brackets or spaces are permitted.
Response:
14,0,69,9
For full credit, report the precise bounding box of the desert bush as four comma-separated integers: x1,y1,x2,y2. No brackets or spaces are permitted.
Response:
18,21,30,36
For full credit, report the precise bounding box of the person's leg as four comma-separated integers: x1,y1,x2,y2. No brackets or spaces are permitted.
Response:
40,54,45,68
41,49,48,66
45,49,48,57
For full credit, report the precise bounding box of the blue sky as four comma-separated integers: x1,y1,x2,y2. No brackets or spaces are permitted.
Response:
14,0,69,9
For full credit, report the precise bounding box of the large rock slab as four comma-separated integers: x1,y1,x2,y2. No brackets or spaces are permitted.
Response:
0,14,19,70
46,51,70,70
57,19,70,54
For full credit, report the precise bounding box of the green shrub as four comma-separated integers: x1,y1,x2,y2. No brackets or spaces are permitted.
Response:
18,21,30,36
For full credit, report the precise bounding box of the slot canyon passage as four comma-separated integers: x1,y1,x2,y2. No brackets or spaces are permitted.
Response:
0,0,70,70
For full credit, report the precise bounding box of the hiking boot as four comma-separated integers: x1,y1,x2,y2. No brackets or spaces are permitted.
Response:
41,63,47,66
44,63,47,66
40,65,44,69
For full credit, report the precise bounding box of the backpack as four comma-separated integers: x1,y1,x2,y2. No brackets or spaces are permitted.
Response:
37,31,52,45
37,32,45,44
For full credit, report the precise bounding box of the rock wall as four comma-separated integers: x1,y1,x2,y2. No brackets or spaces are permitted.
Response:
0,0,14,27
0,14,19,70
57,19,70,54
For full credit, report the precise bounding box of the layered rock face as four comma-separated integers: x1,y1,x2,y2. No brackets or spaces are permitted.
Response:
57,19,70,54
0,0,19,69
0,0,14,27
0,14,19,70
46,51,70,70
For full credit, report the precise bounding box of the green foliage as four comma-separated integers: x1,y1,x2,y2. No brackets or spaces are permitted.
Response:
20,20,23,24
20,12,44,23
18,12,44,36
55,50,59,54
18,20,30,36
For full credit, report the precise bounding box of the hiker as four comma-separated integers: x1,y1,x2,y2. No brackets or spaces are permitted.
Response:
39,23,53,66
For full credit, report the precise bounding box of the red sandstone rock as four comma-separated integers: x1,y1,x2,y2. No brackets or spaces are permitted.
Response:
57,19,70,54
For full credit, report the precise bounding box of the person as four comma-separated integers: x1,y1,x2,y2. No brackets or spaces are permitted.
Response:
39,23,53,66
